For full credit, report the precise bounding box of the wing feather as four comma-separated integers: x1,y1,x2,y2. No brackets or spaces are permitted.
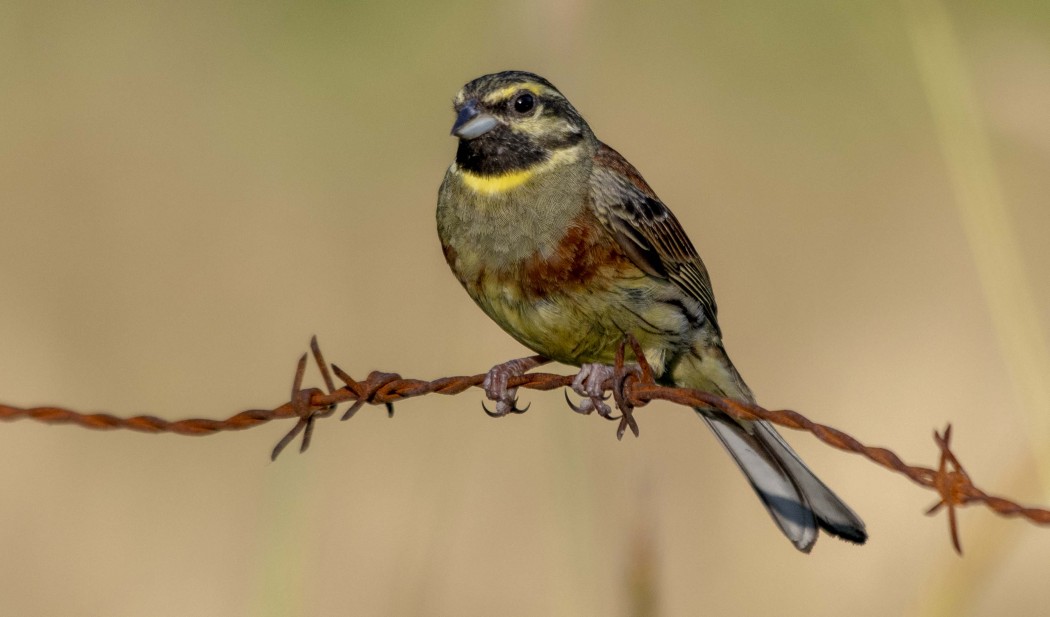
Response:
589,143,719,328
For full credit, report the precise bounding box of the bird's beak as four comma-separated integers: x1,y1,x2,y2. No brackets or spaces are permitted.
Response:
451,100,498,139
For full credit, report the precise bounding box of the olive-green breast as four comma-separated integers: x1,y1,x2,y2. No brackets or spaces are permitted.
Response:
437,158,690,368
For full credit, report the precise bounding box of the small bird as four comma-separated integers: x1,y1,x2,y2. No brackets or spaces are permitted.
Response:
436,70,866,552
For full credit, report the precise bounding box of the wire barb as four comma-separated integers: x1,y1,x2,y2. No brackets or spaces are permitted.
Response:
611,334,655,440
925,424,972,554
2,336,1049,550
270,352,333,461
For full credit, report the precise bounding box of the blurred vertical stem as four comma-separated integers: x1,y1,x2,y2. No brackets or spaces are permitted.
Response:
903,1,1050,616
625,484,659,617
904,0,1050,485
545,414,600,617
255,464,310,617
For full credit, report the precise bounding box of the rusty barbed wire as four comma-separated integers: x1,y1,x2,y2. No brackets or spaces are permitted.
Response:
2,335,1048,552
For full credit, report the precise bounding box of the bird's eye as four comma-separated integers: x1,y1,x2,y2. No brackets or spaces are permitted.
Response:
512,92,535,114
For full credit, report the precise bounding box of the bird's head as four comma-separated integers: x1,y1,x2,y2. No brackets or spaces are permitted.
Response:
450,71,592,178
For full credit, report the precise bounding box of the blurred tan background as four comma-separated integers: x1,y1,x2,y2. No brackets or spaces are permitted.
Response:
2,1,1049,615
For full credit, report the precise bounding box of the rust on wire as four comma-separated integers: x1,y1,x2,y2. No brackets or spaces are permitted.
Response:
1,335,1049,551
926,425,968,553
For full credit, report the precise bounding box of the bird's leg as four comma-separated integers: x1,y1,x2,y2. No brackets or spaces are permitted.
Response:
481,355,549,417
567,363,613,417
566,361,644,421
567,364,617,419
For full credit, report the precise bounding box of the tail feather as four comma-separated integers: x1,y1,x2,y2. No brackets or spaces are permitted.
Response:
700,412,867,551
751,421,867,544
674,338,867,551
699,413,820,551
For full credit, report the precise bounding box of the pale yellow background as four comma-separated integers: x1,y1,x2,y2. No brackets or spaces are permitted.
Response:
2,2,1049,616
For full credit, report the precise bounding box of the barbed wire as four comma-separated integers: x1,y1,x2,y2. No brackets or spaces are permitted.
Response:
1,336,1047,553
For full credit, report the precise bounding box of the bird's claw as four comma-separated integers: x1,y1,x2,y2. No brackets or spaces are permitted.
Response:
482,398,530,418
481,356,546,418
563,390,618,420
565,360,646,437
567,363,624,419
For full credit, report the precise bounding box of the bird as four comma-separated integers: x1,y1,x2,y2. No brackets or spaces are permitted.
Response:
436,70,866,552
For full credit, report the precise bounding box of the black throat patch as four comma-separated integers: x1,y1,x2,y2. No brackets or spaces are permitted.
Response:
455,124,550,176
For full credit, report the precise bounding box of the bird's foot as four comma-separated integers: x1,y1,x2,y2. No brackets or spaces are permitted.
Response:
481,355,548,417
566,363,640,420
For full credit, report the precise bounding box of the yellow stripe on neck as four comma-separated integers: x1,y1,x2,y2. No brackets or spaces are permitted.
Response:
461,169,535,195
458,143,583,196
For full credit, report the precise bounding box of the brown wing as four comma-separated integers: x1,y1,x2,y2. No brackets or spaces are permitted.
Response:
589,142,720,328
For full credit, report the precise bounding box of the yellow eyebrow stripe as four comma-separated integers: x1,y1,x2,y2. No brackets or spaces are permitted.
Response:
482,82,545,104
460,169,535,194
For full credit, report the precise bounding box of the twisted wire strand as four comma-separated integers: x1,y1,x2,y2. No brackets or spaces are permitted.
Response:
2,336,1047,551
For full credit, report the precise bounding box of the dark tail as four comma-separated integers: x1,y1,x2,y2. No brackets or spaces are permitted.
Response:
673,339,867,551
698,411,867,552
